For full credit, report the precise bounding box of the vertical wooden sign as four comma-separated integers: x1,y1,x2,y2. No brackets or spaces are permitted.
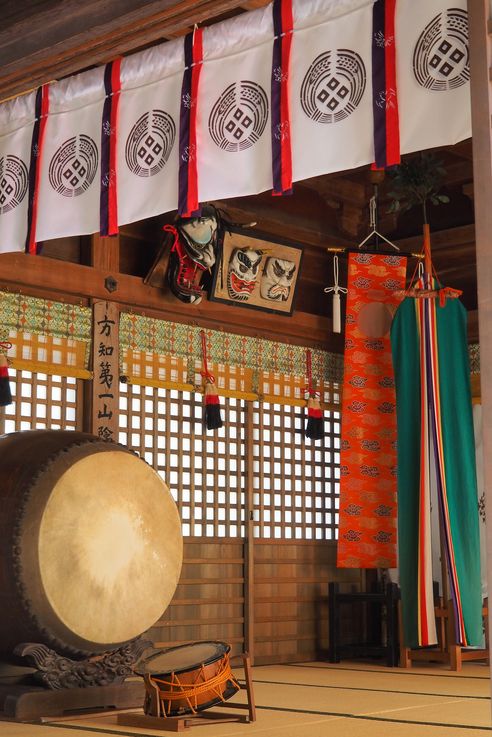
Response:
91,300,119,441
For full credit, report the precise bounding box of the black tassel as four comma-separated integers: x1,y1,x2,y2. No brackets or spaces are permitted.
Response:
0,353,12,407
204,381,222,430
305,396,324,440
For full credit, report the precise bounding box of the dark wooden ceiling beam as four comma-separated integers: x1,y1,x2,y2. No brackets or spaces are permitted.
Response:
240,0,270,8
395,223,475,252
0,0,256,101
302,174,369,208
213,195,353,251
0,251,337,349
447,139,473,161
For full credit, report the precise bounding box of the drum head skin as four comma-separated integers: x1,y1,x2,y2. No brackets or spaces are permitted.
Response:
37,450,182,645
0,431,183,657
136,641,229,676
19,442,183,653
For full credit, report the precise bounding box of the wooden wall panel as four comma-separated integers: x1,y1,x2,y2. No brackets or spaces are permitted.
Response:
143,538,364,667
253,540,362,665
146,540,246,660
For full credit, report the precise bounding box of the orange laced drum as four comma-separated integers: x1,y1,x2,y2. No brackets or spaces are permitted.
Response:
135,641,240,717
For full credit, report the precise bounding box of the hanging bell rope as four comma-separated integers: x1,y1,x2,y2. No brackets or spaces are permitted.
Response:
0,341,13,407
200,330,222,431
324,254,347,334
304,349,324,441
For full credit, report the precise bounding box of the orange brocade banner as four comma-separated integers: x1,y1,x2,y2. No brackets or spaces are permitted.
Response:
337,253,407,569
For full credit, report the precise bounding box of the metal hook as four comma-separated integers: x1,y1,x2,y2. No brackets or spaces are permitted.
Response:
369,195,377,231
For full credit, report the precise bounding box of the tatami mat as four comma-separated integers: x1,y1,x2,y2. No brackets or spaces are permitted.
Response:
1,660,491,736
256,662,491,698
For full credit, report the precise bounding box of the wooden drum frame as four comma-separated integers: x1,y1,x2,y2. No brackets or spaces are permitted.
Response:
136,642,240,717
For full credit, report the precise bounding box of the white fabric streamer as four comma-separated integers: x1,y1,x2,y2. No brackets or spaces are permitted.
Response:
117,41,183,226
396,0,471,155
36,68,106,241
290,1,375,183
197,14,274,202
0,0,475,248
0,91,36,253
473,403,488,599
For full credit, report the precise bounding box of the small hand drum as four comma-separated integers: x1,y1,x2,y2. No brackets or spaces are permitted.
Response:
135,641,240,717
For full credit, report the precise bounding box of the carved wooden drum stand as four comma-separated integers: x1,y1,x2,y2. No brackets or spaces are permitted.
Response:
0,430,183,715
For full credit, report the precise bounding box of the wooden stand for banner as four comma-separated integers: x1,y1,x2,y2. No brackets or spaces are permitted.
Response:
399,594,489,671
328,582,400,667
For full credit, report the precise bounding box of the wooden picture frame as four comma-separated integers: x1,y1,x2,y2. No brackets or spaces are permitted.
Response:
209,229,303,316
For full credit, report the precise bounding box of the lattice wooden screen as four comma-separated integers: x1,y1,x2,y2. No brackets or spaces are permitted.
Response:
119,384,340,541
119,382,247,538
0,368,81,433
252,402,341,541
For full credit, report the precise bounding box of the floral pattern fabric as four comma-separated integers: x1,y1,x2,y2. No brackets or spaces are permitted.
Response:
337,253,406,568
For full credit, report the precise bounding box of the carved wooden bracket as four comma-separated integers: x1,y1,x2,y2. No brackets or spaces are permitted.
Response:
14,639,152,690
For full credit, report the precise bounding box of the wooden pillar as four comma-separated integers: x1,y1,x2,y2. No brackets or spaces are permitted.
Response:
244,402,255,664
90,300,120,441
469,0,492,717
83,234,120,438
91,233,120,272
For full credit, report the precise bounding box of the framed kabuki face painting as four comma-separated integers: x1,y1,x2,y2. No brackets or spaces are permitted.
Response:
210,230,303,316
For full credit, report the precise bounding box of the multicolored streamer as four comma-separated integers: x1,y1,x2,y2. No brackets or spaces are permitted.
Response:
100,59,121,236
372,0,400,169
271,0,293,196
391,275,483,648
420,277,467,644
25,84,50,254
178,28,203,217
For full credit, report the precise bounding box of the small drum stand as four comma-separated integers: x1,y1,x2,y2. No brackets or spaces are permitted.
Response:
118,653,256,732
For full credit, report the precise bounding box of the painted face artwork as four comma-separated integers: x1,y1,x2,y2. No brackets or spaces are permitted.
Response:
167,205,219,304
260,257,296,301
227,247,263,301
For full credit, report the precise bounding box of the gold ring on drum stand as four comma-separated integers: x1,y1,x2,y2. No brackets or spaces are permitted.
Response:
136,642,240,717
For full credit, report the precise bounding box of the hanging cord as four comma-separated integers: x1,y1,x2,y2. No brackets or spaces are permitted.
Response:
369,192,377,232
324,255,347,298
405,254,461,306
0,342,12,351
200,329,215,384
405,258,424,294
163,223,179,249
303,349,319,399
356,182,399,252
324,255,347,334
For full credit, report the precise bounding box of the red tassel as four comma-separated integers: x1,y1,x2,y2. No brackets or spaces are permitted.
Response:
200,329,222,431
306,395,324,440
304,349,324,440
0,353,12,407
204,380,222,431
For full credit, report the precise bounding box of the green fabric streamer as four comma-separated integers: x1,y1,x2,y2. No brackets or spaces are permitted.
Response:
391,296,482,648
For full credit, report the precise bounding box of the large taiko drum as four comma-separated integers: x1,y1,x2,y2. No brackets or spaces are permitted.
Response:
0,430,183,659
135,642,240,716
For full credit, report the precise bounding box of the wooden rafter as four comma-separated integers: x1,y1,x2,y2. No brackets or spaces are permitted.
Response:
0,249,335,348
